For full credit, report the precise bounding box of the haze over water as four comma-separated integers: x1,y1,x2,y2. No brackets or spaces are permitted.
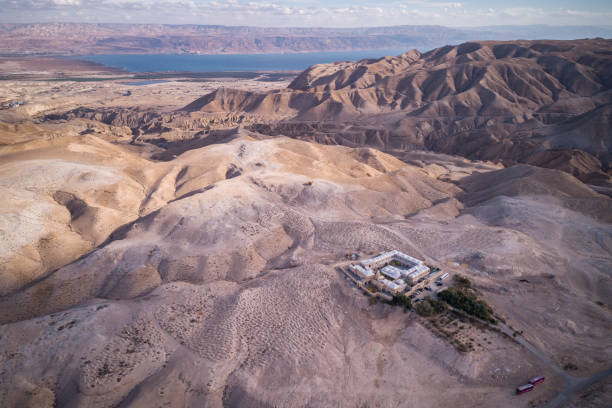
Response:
74,49,417,72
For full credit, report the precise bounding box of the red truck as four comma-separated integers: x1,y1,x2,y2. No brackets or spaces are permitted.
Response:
516,384,534,394
529,376,545,385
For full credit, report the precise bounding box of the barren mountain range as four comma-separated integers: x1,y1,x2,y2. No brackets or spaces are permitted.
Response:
191,38,612,184
0,38,611,407
2,23,612,55
50,39,612,189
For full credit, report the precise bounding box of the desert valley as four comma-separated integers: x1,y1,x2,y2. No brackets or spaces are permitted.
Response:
1,34,611,408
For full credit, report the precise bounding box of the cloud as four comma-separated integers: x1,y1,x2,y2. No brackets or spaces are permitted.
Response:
499,7,545,18
0,0,611,27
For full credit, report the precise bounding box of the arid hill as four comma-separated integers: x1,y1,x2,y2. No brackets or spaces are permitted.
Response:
1,127,610,407
1,44,611,408
182,39,612,187
36,39,612,189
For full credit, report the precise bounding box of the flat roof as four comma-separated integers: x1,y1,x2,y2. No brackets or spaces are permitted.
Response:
350,264,374,278
408,264,429,279
381,265,402,280
361,250,424,268
392,252,422,266
378,278,401,291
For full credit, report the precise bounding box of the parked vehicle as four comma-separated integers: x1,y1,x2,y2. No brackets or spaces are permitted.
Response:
516,384,534,394
439,272,449,280
529,376,545,385
424,286,431,291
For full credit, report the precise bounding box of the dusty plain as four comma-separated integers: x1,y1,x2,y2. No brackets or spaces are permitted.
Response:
0,44,611,408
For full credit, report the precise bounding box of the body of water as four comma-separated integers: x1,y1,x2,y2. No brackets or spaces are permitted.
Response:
73,49,418,73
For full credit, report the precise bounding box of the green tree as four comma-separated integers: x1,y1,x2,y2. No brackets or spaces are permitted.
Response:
415,297,447,316
453,275,472,288
390,293,412,310
438,288,494,323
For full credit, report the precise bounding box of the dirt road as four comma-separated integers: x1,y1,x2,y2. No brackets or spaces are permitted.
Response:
496,322,612,407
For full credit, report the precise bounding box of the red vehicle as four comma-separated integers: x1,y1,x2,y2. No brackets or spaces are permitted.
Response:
516,384,534,394
530,376,545,385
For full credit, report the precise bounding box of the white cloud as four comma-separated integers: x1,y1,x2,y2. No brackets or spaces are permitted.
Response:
1,0,611,27
53,0,82,5
500,7,545,18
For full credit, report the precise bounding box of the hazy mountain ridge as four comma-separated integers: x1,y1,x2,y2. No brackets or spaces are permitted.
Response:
1,23,611,55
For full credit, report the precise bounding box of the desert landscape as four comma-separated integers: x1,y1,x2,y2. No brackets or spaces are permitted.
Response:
1,36,611,408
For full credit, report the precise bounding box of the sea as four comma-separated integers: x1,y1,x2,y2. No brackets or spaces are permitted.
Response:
73,49,419,73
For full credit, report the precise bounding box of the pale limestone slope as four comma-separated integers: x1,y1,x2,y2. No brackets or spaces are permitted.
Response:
0,131,610,408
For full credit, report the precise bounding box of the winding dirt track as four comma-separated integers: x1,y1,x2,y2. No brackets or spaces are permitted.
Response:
496,322,612,407
338,257,612,408
542,367,612,408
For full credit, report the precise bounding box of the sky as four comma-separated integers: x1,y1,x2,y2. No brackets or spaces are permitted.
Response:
1,0,612,27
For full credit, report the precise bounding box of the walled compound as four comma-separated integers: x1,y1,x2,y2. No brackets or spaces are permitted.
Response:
349,250,438,296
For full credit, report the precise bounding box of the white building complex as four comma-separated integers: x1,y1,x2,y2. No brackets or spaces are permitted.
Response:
349,250,430,295
351,264,375,280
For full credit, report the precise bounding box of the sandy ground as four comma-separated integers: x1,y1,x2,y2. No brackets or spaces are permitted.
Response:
0,77,292,118
0,76,610,407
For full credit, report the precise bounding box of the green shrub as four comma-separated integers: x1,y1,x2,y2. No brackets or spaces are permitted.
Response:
453,275,472,287
438,287,494,322
429,298,448,314
415,301,434,316
456,342,469,353
390,294,412,310
415,297,447,316
563,363,578,371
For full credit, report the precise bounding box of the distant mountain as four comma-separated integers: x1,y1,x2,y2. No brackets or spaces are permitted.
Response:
1,23,611,56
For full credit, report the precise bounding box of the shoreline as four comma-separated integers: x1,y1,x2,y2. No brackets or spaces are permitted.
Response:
0,55,301,81
0,46,413,58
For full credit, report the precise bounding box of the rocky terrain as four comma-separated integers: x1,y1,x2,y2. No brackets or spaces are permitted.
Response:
194,39,612,183
43,39,612,190
0,40,611,408
2,126,610,407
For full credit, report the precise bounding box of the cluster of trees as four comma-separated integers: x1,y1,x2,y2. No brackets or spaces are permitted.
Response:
453,274,472,288
438,287,496,323
389,293,411,310
415,297,447,316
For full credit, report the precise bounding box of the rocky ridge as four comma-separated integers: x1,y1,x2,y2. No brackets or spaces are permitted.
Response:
178,39,612,188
